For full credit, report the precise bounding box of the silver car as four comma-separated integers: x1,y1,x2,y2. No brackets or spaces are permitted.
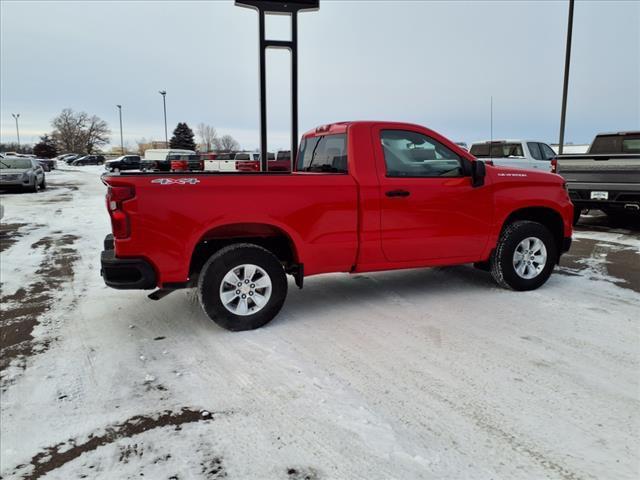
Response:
0,157,46,192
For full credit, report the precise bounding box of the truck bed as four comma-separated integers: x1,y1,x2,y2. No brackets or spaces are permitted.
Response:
103,171,359,285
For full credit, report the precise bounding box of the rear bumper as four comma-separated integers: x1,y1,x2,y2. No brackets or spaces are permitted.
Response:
569,186,640,212
101,234,156,289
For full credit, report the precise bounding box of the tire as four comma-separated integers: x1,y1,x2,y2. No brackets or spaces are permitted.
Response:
572,207,582,226
40,177,46,190
198,243,288,331
29,181,38,193
490,220,557,291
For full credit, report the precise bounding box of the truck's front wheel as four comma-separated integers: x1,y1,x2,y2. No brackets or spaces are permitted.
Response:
490,220,557,291
198,244,288,331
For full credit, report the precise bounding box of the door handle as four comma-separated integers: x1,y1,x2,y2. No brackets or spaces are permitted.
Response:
386,189,410,198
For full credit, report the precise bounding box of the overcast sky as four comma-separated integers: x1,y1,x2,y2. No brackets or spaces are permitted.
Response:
1,0,638,151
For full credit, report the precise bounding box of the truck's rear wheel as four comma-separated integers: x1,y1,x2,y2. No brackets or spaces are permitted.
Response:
490,220,557,291
198,244,288,331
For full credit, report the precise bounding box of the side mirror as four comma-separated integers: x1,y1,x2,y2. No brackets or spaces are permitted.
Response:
471,160,486,188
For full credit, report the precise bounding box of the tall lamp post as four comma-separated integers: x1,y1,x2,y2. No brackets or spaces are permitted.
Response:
116,105,124,154
159,90,168,145
558,0,575,155
235,0,319,172
11,113,21,148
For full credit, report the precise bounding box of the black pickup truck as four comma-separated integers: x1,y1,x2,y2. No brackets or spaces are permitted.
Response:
556,131,640,224
105,155,141,172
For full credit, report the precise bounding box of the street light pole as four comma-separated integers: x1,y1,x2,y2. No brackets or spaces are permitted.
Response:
159,90,168,145
116,105,124,154
11,113,20,148
558,0,575,155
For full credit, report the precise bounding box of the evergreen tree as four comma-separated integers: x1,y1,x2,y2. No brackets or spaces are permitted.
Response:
33,134,58,158
169,122,196,150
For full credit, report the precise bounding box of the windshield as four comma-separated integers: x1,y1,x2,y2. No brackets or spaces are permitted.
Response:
470,143,525,158
0,158,32,169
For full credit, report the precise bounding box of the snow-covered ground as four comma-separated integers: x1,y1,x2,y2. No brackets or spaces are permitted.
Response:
1,167,639,480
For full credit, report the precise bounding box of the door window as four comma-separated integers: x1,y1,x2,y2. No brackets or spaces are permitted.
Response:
540,143,557,160
527,142,543,160
381,130,463,177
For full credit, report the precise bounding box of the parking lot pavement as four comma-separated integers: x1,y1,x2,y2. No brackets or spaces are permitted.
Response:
1,168,639,479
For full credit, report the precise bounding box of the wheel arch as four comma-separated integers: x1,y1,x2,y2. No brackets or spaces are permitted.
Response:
189,222,301,283
500,206,565,262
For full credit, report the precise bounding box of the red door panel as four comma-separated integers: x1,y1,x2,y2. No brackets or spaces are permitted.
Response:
372,126,493,262
379,176,492,261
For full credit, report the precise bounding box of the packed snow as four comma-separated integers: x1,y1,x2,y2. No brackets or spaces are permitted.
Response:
1,166,638,479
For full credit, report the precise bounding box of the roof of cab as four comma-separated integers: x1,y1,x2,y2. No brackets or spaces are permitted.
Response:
301,120,445,138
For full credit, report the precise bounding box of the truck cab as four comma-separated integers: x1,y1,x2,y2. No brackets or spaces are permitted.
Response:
469,140,556,172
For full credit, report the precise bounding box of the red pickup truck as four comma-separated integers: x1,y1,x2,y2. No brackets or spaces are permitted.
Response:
101,121,573,331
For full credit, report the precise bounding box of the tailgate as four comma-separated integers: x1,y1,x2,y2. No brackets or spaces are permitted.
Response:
556,154,640,186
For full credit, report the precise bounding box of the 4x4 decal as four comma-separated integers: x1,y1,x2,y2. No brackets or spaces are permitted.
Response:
151,178,200,185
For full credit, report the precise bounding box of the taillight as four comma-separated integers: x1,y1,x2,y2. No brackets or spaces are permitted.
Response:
106,185,135,238
551,158,558,174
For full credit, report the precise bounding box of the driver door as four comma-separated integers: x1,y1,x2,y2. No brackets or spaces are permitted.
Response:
374,127,493,262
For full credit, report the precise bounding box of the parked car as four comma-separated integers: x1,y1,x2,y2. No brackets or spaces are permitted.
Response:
64,154,82,164
141,149,196,171
56,153,78,162
37,158,57,172
236,151,289,172
105,155,141,172
555,131,640,224
203,152,239,172
0,156,46,192
469,140,556,171
71,155,105,166
167,154,204,172
100,121,573,332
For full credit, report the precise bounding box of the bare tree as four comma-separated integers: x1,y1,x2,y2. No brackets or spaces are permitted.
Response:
218,134,240,152
197,123,219,152
51,108,88,153
83,115,111,153
51,108,110,153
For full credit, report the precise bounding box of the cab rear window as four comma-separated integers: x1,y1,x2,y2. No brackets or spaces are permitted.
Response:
590,134,640,154
297,134,347,173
